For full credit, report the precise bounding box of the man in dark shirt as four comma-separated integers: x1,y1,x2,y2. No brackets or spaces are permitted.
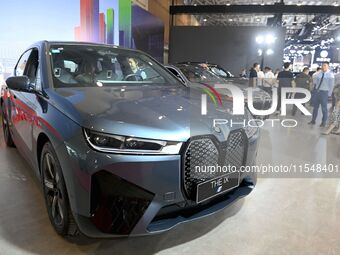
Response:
292,67,312,115
277,62,294,112
249,63,260,87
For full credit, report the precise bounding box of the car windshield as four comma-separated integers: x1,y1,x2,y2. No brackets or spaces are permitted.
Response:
49,44,181,88
176,65,225,83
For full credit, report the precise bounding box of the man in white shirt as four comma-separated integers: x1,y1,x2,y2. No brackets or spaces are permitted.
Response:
262,66,275,93
257,69,265,87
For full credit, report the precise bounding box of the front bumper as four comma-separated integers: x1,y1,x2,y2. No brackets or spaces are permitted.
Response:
55,129,259,238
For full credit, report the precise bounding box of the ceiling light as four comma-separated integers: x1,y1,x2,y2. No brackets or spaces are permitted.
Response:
203,18,207,22
266,34,277,44
256,35,264,44
266,49,274,55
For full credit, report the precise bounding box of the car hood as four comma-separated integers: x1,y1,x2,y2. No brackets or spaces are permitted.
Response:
190,81,271,101
47,84,246,142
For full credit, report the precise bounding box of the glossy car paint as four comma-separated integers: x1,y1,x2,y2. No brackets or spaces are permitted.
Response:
1,41,258,237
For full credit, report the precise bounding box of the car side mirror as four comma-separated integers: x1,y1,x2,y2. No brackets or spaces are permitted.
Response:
6,76,30,91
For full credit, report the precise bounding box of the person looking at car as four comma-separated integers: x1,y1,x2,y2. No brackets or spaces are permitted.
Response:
128,57,146,80
249,63,260,87
292,67,312,116
276,62,294,113
309,62,335,127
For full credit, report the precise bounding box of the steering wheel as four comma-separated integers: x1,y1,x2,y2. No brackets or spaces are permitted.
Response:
123,73,143,81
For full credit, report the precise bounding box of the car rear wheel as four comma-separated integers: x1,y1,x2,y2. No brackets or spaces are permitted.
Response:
40,142,80,239
1,105,15,147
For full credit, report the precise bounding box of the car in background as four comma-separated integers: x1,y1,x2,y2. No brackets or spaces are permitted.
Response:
1,41,259,239
178,62,249,85
166,63,272,118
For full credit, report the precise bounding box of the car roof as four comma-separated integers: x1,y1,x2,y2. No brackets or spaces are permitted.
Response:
27,40,143,54
177,61,218,66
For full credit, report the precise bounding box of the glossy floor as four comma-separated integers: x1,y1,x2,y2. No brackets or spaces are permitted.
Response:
0,112,339,255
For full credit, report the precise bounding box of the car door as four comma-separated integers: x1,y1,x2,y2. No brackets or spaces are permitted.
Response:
10,48,40,165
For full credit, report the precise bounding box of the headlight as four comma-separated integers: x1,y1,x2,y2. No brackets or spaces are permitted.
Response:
84,129,182,155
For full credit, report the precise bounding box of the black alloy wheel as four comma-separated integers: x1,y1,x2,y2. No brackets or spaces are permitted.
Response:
1,106,15,147
40,142,80,238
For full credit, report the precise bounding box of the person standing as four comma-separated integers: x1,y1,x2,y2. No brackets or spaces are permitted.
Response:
292,67,312,116
257,68,265,87
240,68,247,78
312,67,322,80
276,62,294,113
262,67,275,94
309,62,335,127
249,63,260,87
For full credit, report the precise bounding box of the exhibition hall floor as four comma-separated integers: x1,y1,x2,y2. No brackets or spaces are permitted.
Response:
0,112,339,255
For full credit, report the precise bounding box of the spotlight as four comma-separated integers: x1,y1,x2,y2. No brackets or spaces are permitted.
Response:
266,49,274,55
256,35,264,44
266,34,277,44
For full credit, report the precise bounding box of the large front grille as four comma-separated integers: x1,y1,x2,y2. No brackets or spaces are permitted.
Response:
183,130,247,200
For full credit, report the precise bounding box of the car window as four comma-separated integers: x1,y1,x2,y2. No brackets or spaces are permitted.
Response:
49,45,181,88
211,67,228,78
15,50,32,76
23,49,40,89
177,65,224,83
166,67,186,84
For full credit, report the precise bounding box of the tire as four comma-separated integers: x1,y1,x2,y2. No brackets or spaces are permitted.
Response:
40,142,81,239
1,104,15,147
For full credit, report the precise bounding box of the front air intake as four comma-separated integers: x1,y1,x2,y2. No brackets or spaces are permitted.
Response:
90,171,154,235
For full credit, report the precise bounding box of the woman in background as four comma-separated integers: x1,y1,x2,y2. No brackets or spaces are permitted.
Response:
322,85,340,135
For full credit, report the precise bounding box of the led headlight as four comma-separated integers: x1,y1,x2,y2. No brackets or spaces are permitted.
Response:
84,129,182,155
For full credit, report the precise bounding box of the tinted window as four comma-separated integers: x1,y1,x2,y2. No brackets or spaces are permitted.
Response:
49,45,181,88
167,67,186,83
176,65,224,83
15,50,32,76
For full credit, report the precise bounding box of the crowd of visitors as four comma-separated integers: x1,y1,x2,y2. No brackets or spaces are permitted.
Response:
246,61,339,135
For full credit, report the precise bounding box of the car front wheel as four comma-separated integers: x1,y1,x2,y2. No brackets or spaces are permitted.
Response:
1,105,15,147
40,142,80,239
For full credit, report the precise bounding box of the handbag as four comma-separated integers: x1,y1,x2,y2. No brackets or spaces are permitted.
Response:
310,72,324,106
